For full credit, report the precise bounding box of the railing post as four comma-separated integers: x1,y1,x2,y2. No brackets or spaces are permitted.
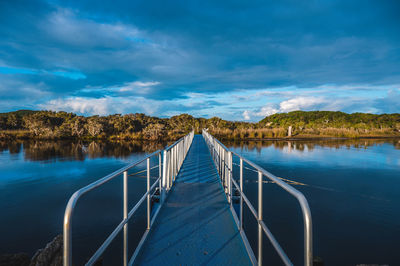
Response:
213,147,216,165
170,148,173,181
223,151,227,193
181,142,183,167
240,158,243,231
221,149,224,187
180,140,182,167
217,145,220,175
170,149,173,187
178,144,180,171
175,146,177,178
147,158,150,230
123,171,128,266
178,144,181,171
162,150,167,202
63,207,72,266
171,147,174,181
220,147,222,180
258,170,263,266
159,153,162,193
304,204,313,266
228,151,232,204
166,150,170,190
219,147,221,177
168,150,172,188
173,147,176,180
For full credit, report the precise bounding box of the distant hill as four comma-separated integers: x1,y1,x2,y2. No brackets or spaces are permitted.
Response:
0,110,38,117
259,111,400,129
0,110,399,140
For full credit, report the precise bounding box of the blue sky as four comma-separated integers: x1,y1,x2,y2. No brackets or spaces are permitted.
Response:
0,0,399,121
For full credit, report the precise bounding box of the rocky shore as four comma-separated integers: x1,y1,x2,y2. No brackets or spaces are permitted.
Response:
0,235,62,266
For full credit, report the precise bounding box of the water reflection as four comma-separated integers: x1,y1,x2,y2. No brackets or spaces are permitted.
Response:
224,138,400,154
0,140,167,161
1,138,399,162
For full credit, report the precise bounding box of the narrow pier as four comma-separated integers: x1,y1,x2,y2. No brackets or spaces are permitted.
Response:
136,135,253,265
64,131,312,265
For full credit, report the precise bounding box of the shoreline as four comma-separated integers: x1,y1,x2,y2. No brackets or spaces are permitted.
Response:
220,136,400,141
1,133,399,142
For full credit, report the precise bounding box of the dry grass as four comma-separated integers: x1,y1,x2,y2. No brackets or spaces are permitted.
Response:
208,126,400,140
0,130,31,139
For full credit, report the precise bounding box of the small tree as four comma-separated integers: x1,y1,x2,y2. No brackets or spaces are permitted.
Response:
142,123,166,140
86,116,105,137
6,114,20,129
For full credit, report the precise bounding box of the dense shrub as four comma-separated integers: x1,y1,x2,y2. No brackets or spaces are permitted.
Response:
0,110,399,140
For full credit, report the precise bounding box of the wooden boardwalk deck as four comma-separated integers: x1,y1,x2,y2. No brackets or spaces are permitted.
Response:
136,135,253,265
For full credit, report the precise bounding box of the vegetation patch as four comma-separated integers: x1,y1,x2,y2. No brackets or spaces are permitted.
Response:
0,110,399,140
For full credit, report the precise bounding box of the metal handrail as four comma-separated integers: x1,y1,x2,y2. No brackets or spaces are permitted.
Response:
202,129,313,266
63,131,194,266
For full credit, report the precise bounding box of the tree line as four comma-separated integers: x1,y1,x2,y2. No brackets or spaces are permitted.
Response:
0,110,399,140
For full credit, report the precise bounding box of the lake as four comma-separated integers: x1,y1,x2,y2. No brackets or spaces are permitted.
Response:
0,138,399,265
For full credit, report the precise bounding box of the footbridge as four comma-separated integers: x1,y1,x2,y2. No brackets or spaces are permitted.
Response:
63,130,313,266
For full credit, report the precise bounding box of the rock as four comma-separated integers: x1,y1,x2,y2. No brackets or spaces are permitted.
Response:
2,234,103,266
313,256,324,266
30,235,63,266
0,253,30,266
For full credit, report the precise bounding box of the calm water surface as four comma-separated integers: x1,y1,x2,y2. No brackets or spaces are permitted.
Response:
0,138,399,265
226,139,400,265
0,140,166,264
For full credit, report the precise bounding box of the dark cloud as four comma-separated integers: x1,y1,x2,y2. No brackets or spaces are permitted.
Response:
0,0,399,116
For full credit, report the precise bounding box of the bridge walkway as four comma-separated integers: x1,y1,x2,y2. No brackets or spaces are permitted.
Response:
136,135,252,265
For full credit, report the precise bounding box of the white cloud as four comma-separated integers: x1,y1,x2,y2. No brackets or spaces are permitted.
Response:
242,110,251,120
279,97,326,113
40,95,166,116
256,105,280,117
118,81,160,94
42,97,112,115
245,96,326,119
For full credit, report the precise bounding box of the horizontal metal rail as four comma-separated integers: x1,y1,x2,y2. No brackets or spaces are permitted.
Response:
63,131,194,266
202,129,313,266
86,177,160,265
